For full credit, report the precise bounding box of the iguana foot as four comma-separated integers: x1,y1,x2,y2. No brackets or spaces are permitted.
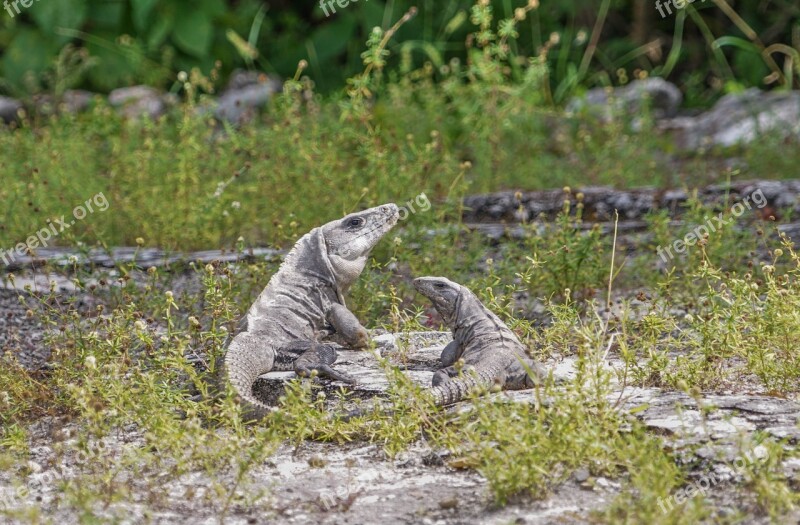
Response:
515,359,546,388
432,366,460,386
306,364,358,384
293,342,357,384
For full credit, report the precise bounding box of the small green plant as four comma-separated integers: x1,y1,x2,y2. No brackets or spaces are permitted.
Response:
518,190,608,299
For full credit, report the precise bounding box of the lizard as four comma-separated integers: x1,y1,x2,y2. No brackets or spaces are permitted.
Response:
412,276,545,406
221,203,399,421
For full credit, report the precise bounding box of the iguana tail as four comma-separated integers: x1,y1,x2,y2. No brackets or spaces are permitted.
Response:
428,365,503,406
223,333,278,422
344,366,505,418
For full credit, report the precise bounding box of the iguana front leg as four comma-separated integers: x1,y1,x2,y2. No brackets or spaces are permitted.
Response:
326,303,369,349
432,341,464,385
439,340,462,367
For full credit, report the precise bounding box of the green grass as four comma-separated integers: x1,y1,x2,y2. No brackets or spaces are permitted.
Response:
1,67,798,252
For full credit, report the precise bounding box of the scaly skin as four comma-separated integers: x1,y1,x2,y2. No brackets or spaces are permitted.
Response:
413,277,545,406
222,204,399,421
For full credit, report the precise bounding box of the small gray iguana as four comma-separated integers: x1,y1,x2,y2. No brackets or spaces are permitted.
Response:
413,276,545,405
222,203,399,420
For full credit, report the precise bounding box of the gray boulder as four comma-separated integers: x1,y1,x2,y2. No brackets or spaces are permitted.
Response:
660,88,800,150
568,77,683,121
213,70,282,125
0,96,23,124
33,90,95,116
60,90,95,114
225,69,278,91
109,86,172,120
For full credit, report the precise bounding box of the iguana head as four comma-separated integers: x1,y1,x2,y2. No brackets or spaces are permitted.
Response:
322,203,400,288
413,277,462,328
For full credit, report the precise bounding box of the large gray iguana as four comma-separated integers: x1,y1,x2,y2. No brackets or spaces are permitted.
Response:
413,276,545,405
221,203,399,420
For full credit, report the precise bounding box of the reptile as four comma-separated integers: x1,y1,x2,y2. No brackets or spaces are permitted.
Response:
413,276,545,405
221,203,399,421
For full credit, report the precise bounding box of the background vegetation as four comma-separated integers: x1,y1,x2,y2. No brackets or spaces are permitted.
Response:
1,0,799,104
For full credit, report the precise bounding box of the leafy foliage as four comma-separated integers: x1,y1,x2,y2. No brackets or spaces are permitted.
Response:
0,0,799,101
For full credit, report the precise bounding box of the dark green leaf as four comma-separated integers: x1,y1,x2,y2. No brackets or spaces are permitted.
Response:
85,35,137,91
29,0,88,43
172,10,213,58
132,0,160,32
87,1,124,30
198,0,226,17
1,28,59,89
148,11,175,50
309,16,357,62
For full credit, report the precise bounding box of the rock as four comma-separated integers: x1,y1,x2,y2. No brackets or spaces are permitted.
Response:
307,455,327,468
225,69,274,91
108,86,172,120
213,71,282,125
0,95,23,124
33,90,95,116
660,89,800,150
0,289,50,370
765,425,800,442
422,451,447,467
568,78,683,122
438,497,458,509
594,477,615,489
462,180,800,224
0,246,283,273
373,333,397,350
61,90,95,113
573,467,590,482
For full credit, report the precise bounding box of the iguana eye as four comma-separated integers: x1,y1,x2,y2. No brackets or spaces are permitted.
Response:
347,217,364,228
435,282,446,289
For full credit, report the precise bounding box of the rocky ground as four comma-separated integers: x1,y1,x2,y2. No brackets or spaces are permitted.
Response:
4,177,800,522
3,277,800,523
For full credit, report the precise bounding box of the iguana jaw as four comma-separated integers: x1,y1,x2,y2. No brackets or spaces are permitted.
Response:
324,203,400,289
413,276,461,328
